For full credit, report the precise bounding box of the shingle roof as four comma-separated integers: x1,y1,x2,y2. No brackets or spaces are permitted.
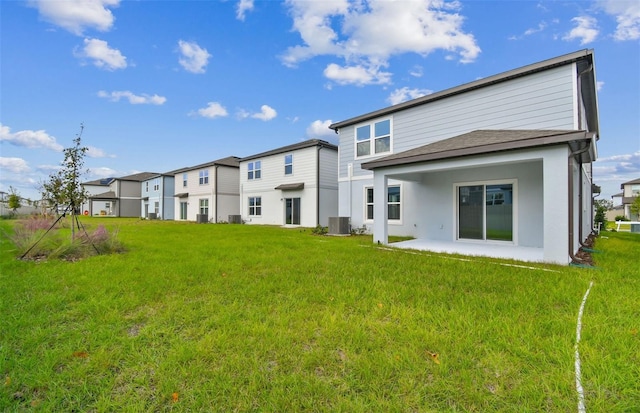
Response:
240,139,337,162
362,129,594,170
178,156,241,173
89,191,117,199
119,172,160,182
621,177,640,186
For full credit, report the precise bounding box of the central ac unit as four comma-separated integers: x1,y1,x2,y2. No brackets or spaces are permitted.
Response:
328,217,350,235
196,214,209,224
228,215,242,224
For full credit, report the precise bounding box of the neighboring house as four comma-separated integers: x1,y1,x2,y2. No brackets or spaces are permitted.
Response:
613,177,640,220
330,49,599,265
140,172,178,219
173,156,240,223
239,139,338,227
84,172,158,217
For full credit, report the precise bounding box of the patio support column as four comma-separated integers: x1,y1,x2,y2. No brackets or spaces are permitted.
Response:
543,147,570,264
373,172,388,245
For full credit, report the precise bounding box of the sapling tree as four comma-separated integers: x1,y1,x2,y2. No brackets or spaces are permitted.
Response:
40,125,89,240
630,196,640,220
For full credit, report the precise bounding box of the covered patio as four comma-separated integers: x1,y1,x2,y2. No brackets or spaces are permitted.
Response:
391,238,544,263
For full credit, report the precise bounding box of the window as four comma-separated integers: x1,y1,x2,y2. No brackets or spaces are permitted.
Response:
248,161,261,180
199,199,209,215
631,185,640,196
154,202,159,214
365,185,401,221
182,173,188,187
356,119,391,158
248,197,261,216
199,170,209,185
145,182,149,192
284,154,293,175
458,183,513,242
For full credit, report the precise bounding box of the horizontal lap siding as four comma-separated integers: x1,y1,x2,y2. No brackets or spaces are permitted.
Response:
339,65,576,178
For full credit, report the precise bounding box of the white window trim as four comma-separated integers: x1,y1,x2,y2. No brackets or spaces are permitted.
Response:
284,154,293,176
199,170,209,185
248,196,262,216
363,184,403,225
248,161,262,180
199,198,209,215
453,178,518,245
354,117,393,160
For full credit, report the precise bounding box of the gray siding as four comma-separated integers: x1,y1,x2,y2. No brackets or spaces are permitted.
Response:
339,65,577,178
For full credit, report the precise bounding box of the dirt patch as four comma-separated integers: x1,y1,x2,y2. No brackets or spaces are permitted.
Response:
573,233,596,266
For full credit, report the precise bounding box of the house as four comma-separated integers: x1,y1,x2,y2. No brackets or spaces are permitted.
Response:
329,49,599,265
83,172,159,217
612,177,640,220
239,139,338,227
173,156,240,223
140,172,179,219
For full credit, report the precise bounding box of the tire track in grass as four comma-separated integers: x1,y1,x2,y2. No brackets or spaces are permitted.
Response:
575,281,594,413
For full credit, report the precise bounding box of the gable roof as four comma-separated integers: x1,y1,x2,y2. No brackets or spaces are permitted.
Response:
362,129,596,170
330,49,598,136
240,139,338,162
179,156,241,173
621,177,640,187
119,172,159,182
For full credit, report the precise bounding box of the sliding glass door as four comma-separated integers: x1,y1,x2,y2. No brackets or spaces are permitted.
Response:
285,198,301,225
458,183,513,242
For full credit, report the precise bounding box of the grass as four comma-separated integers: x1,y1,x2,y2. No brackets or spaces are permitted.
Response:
1,218,638,412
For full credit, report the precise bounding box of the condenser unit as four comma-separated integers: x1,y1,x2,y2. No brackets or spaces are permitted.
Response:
328,217,350,235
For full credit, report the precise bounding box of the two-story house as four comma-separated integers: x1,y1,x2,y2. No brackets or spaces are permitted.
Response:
173,156,240,223
83,172,158,217
140,172,179,219
239,139,338,227
330,49,599,265
613,177,640,220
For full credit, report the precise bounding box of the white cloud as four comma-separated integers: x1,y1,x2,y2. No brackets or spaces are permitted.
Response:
86,146,115,158
306,120,334,138
282,0,480,86
236,0,255,21
0,157,30,174
599,0,640,40
387,87,433,105
0,123,63,151
193,102,229,119
564,16,599,45
97,90,166,105
87,166,118,178
596,81,604,91
251,105,278,121
178,40,211,74
409,65,423,78
29,0,119,35
324,63,392,86
76,38,127,70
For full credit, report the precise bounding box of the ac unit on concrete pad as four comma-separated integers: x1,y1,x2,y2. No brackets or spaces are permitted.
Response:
328,217,350,235
196,214,209,224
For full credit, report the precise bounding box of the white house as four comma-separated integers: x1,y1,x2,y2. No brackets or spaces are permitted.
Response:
173,156,240,223
239,139,338,227
612,177,640,220
330,49,599,265
83,172,158,217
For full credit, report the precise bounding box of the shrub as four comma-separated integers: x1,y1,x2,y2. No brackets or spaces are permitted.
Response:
614,215,629,222
311,225,328,235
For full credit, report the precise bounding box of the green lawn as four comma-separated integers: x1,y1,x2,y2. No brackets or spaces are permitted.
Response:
1,218,638,412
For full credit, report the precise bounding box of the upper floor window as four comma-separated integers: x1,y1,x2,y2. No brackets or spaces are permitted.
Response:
356,119,391,158
631,184,640,196
199,170,209,185
182,173,188,187
145,182,149,192
284,154,293,175
248,161,261,180
153,178,160,191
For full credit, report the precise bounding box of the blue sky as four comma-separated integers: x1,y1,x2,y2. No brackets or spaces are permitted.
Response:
1,0,638,202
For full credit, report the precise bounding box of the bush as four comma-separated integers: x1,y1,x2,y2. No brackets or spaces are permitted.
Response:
311,225,328,235
615,215,629,221
10,216,125,260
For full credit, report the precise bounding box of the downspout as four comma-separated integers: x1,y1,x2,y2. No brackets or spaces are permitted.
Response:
568,145,592,264
316,145,321,227
214,165,219,223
